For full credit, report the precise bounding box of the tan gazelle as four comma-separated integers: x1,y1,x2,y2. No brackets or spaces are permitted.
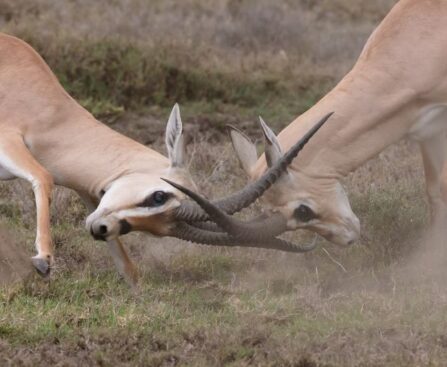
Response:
173,0,447,247
0,33,329,285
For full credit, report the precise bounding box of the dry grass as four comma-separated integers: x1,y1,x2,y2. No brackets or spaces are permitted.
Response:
0,0,396,123
0,133,438,366
2,0,446,366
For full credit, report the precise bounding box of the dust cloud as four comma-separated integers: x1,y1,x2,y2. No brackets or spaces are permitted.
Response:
401,224,447,283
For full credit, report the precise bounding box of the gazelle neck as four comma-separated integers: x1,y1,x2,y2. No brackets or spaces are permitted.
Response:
280,67,419,180
261,0,447,181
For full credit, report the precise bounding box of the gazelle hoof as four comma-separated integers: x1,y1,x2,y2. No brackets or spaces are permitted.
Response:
31,257,51,277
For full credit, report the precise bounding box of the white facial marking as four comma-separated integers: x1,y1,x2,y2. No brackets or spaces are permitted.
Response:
115,198,179,220
334,183,354,218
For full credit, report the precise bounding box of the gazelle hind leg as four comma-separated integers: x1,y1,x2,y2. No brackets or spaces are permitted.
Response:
420,134,447,227
78,192,139,287
0,132,54,276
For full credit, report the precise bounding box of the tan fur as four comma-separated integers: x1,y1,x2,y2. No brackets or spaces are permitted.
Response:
246,0,447,244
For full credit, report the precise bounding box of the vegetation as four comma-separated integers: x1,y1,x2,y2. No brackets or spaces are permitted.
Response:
0,0,394,123
3,0,446,366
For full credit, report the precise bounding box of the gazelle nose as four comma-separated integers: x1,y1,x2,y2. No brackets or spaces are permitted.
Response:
98,224,108,234
90,221,109,241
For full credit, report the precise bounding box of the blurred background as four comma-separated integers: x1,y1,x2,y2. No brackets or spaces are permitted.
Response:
3,1,447,366
0,0,395,123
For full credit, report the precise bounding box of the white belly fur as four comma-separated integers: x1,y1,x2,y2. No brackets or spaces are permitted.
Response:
408,104,447,142
0,165,16,180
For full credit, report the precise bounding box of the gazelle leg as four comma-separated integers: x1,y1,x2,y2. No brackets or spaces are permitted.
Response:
78,192,139,287
106,238,139,287
0,133,54,276
420,134,447,227
442,158,447,209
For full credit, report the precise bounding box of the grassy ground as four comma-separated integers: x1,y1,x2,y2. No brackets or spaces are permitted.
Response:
1,130,445,366
3,0,447,366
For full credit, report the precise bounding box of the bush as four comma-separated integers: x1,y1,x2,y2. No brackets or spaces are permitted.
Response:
14,31,293,116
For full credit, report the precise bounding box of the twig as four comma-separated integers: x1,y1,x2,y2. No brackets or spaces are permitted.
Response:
322,247,348,273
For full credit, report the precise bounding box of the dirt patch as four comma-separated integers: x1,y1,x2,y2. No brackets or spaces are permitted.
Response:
2,327,447,366
0,223,33,288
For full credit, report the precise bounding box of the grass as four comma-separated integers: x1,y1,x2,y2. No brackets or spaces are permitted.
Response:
2,0,446,365
2,255,447,366
12,30,331,124
0,0,395,124
0,175,444,365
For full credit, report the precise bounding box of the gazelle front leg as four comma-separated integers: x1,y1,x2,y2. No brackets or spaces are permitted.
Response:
420,134,447,227
0,132,54,276
106,238,139,287
79,192,139,287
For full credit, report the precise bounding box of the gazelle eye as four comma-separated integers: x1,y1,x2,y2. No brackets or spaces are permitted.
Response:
153,191,168,205
294,205,316,222
139,191,170,207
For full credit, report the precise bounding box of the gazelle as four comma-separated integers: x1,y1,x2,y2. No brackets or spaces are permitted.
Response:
170,0,447,247
0,33,328,285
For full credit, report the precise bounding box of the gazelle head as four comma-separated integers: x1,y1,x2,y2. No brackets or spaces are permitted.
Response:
86,104,197,240
87,107,336,253
229,117,360,247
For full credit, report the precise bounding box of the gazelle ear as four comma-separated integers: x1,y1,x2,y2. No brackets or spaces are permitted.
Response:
259,116,283,168
228,125,258,177
165,103,185,168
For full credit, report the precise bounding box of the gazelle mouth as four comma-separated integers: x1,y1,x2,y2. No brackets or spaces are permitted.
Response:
90,226,106,241
163,112,334,252
89,217,131,241
119,219,132,235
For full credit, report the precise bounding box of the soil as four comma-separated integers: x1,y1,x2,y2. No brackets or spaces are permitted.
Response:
0,223,33,288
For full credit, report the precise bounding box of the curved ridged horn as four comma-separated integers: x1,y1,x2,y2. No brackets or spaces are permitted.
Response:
171,222,317,253
163,178,289,240
183,213,271,233
172,112,333,222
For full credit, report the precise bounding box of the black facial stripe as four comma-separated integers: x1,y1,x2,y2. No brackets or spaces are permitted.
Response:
138,191,172,207
119,219,132,235
294,204,317,222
